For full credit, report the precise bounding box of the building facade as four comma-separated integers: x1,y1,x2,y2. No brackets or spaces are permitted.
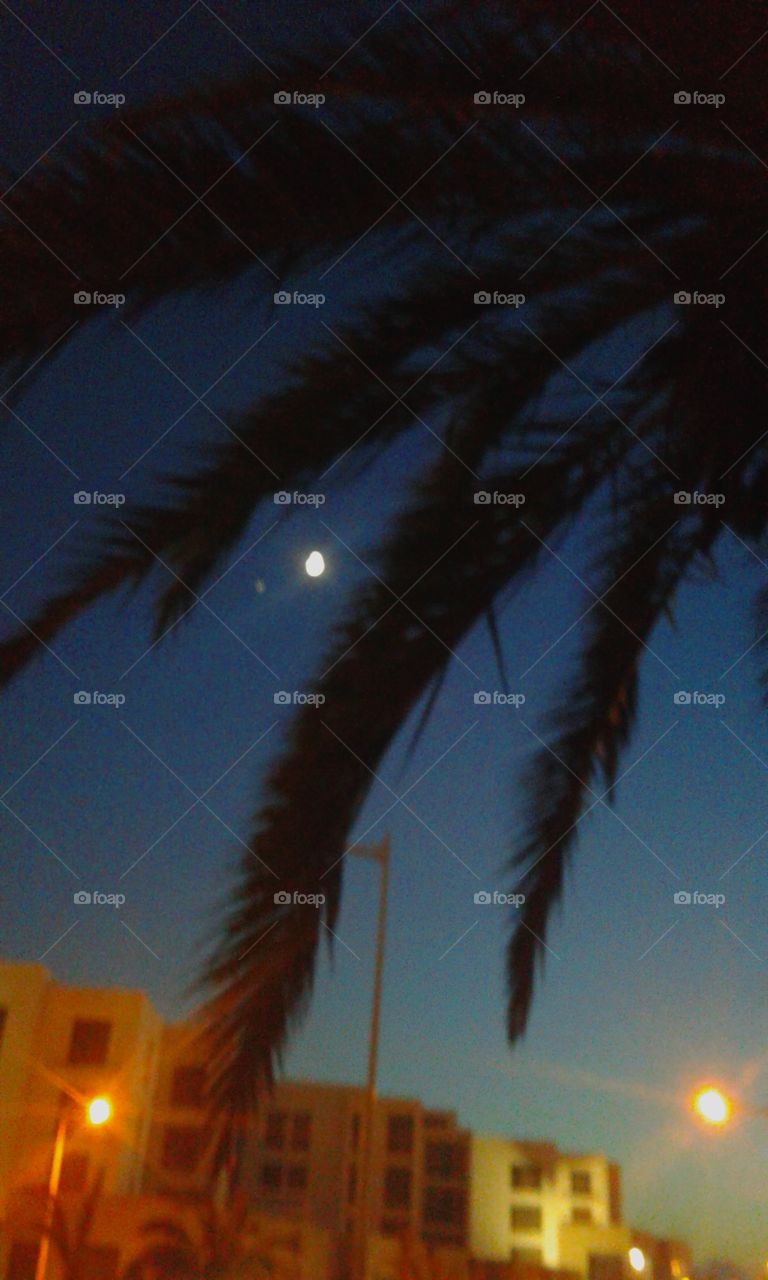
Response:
0,961,689,1280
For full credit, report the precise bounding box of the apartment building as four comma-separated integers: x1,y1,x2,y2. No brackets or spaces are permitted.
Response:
0,961,689,1280
469,1136,622,1271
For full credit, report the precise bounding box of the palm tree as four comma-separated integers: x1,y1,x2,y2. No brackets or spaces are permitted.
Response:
126,1195,281,1279
0,5,765,1148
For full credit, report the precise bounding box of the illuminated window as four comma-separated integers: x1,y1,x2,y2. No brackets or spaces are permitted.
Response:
511,1205,542,1231
511,1164,542,1189
67,1019,111,1065
571,1170,592,1195
573,1207,593,1224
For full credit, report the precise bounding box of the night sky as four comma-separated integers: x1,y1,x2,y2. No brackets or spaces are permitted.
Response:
2,1,767,1269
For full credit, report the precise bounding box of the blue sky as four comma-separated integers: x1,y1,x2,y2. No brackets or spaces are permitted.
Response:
2,1,768,1270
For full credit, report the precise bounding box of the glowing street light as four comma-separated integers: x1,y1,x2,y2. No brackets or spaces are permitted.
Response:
87,1096,112,1126
35,1096,113,1280
628,1248,646,1273
693,1086,732,1126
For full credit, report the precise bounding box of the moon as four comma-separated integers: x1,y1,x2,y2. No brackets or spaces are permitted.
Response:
305,550,325,577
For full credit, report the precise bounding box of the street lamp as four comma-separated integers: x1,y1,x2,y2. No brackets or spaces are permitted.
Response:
629,1248,646,1274
692,1086,733,1126
350,835,391,1280
34,1095,112,1280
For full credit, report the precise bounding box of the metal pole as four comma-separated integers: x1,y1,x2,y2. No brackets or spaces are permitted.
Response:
355,834,391,1280
34,1106,69,1280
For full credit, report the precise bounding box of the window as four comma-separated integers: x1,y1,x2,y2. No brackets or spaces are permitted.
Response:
572,1170,592,1195
6,1240,38,1280
426,1141,466,1179
573,1207,593,1224
161,1125,204,1172
67,1019,111,1065
350,1113,360,1149
511,1164,542,1190
423,1186,466,1226
348,1164,357,1203
384,1166,412,1210
264,1111,286,1150
60,1152,89,1192
287,1164,308,1190
387,1114,414,1154
291,1111,312,1151
170,1065,206,1108
261,1161,282,1189
510,1248,543,1266
511,1205,542,1232
588,1256,624,1280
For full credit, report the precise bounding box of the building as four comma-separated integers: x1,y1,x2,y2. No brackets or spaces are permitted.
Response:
0,960,689,1280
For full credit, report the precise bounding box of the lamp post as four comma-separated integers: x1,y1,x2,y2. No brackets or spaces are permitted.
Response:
351,834,391,1280
34,1095,111,1280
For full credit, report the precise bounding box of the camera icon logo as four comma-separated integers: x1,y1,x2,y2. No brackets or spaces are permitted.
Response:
474,291,491,304
273,491,292,504
673,491,691,504
474,691,492,704
274,890,292,904
74,91,92,105
274,290,292,304
673,690,692,705
74,690,92,705
474,91,491,104
274,691,292,705
674,91,692,105
474,890,492,904
474,491,491,505
674,291,691,305
673,891,692,904
73,890,92,904
73,491,92,504
274,91,292,104
74,291,92,305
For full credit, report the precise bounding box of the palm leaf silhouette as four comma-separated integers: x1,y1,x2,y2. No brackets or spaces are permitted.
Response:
1,4,765,1152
